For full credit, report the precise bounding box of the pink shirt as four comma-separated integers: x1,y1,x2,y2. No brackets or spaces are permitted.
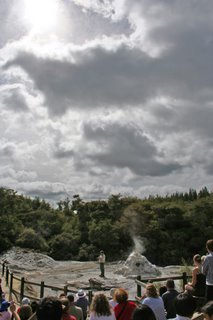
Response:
0,311,11,320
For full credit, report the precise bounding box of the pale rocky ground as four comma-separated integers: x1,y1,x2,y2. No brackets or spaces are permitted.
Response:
0,247,185,301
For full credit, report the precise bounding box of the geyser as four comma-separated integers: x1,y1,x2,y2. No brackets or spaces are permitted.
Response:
115,251,161,277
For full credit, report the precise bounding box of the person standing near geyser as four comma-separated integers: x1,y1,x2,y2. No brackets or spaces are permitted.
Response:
98,250,106,278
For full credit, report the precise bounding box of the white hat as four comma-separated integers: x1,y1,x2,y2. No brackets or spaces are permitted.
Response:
22,297,30,305
76,289,86,298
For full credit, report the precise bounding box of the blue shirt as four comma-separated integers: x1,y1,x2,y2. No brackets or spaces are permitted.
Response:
202,252,213,285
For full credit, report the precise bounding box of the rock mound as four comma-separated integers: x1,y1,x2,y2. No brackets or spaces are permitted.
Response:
0,247,56,271
115,251,161,277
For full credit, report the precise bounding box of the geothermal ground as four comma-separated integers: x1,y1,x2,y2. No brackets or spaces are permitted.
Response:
0,248,184,300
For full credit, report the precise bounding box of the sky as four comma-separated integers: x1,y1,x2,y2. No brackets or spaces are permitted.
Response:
1,0,213,204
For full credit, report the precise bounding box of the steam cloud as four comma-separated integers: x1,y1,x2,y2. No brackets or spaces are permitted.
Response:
133,236,146,254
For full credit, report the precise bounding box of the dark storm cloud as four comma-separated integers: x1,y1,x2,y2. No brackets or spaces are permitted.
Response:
83,123,182,176
3,48,156,114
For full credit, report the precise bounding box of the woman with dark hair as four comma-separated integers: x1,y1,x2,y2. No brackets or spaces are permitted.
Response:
89,293,115,320
185,254,206,297
114,288,136,320
132,305,156,320
141,284,166,320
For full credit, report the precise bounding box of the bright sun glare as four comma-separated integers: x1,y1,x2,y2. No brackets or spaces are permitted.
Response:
23,0,59,33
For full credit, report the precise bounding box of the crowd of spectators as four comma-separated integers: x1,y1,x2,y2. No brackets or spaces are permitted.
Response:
0,285,212,320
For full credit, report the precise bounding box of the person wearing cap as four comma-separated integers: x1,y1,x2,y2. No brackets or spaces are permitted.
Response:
21,298,31,306
75,290,89,320
0,300,20,320
0,300,11,320
98,251,106,278
17,297,31,315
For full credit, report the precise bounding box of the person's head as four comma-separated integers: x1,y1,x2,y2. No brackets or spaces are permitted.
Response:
114,288,128,303
36,296,63,320
67,294,75,304
19,305,32,320
60,297,70,315
0,300,10,312
30,301,38,313
145,284,158,298
100,250,104,254
76,289,87,299
174,293,196,318
159,286,167,296
22,297,31,306
132,305,156,320
193,254,202,265
201,301,213,320
166,279,175,290
206,239,213,253
59,293,67,299
90,293,111,316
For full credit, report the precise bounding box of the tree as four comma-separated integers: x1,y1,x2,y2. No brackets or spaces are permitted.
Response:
198,186,210,198
16,228,48,251
49,233,80,260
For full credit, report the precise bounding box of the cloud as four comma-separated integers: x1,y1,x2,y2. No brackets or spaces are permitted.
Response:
3,25,213,118
1,0,213,203
3,88,29,111
0,143,15,158
82,122,182,176
0,0,28,47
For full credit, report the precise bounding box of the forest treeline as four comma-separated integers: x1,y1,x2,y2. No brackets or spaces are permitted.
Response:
0,186,212,265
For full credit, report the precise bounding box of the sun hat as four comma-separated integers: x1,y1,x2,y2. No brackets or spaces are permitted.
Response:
0,300,10,312
76,289,86,298
21,297,30,305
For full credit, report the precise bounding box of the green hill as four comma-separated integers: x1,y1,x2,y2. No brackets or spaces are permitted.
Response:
0,187,212,265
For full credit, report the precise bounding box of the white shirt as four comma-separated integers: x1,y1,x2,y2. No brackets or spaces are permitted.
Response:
98,254,106,263
142,297,166,320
